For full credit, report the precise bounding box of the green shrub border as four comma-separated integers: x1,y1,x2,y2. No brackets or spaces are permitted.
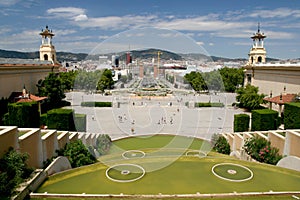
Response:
284,102,300,129
81,101,112,107
251,109,279,131
195,102,224,107
234,114,250,132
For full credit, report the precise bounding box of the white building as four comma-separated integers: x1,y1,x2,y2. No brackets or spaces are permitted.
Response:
244,25,300,97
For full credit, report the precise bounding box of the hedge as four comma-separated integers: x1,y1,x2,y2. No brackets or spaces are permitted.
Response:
284,102,300,129
40,113,47,127
41,109,86,131
47,109,76,131
4,102,40,128
234,114,250,132
74,114,87,132
194,102,224,107
251,109,279,131
81,101,112,107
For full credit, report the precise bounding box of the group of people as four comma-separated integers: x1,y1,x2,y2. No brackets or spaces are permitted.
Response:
158,116,173,125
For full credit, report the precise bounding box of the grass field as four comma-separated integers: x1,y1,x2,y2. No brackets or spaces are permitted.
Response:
35,134,300,199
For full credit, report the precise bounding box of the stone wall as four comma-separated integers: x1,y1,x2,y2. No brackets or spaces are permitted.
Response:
0,126,18,157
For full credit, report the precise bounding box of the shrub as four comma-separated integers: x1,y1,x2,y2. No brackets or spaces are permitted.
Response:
211,134,231,155
47,109,76,131
284,102,300,129
4,102,40,128
81,101,112,107
243,135,282,165
234,114,250,132
195,102,224,107
96,134,112,156
0,147,33,198
60,140,96,168
251,109,279,131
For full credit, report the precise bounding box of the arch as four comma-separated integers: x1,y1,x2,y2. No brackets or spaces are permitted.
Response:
257,56,262,63
44,54,48,61
251,57,254,64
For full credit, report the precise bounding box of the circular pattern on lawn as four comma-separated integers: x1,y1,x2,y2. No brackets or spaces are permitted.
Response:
185,150,207,158
122,150,146,159
106,164,145,183
211,163,253,182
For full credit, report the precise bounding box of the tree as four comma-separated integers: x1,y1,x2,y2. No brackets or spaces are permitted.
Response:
219,67,244,92
203,70,224,91
60,71,78,91
97,69,114,92
236,84,266,110
184,71,207,92
37,72,66,109
211,134,231,155
0,148,33,198
74,70,101,91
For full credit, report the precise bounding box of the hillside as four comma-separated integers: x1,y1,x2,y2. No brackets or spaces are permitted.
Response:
0,49,88,62
0,48,281,62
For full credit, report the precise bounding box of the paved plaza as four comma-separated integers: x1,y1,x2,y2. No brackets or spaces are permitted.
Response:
66,91,246,140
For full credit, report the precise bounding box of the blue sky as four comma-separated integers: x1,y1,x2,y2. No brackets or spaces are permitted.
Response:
0,0,299,59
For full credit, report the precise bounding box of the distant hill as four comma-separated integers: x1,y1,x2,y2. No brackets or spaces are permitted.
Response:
0,49,38,59
0,49,88,62
0,48,281,62
122,48,182,60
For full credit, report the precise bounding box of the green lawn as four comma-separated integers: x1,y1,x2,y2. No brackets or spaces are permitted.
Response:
35,134,300,198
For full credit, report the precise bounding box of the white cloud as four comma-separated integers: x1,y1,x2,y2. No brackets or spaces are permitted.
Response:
74,14,88,21
46,7,87,22
266,30,295,39
249,8,300,19
47,7,85,16
155,17,248,32
196,41,204,46
0,29,40,51
54,29,77,36
0,26,11,35
0,0,20,6
75,15,157,30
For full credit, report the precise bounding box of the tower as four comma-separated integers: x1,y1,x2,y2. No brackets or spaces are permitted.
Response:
248,23,266,65
39,25,57,63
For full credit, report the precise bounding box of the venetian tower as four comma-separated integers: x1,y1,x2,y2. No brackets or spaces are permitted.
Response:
39,25,57,63
248,23,266,65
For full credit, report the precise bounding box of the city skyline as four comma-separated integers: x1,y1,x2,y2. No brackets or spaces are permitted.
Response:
0,0,299,59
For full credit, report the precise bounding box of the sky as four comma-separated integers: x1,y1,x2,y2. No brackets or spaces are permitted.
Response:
0,0,299,59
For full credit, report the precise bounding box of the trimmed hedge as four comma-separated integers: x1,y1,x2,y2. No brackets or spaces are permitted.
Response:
47,109,76,131
41,109,87,131
251,109,279,131
81,101,112,107
40,113,47,127
4,102,40,128
234,114,250,132
194,102,224,107
74,114,87,132
284,102,300,129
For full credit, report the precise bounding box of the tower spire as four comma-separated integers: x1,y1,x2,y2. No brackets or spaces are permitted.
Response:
248,23,267,65
39,25,57,63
